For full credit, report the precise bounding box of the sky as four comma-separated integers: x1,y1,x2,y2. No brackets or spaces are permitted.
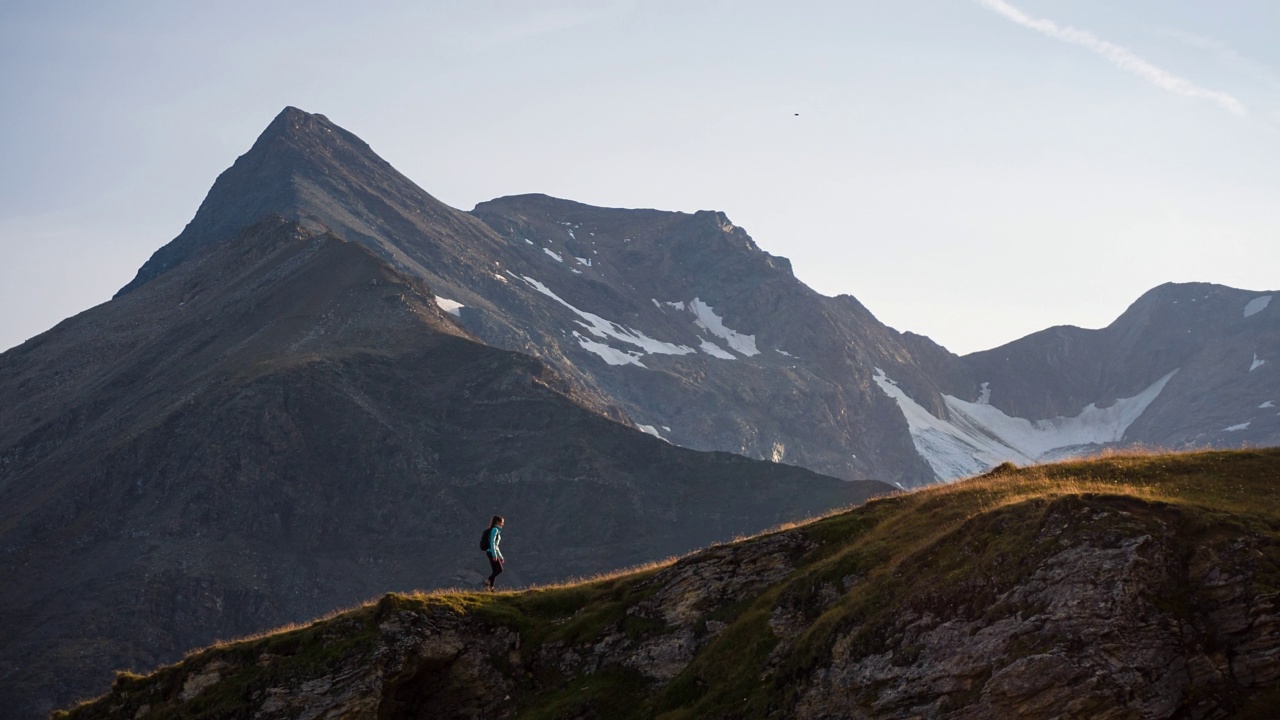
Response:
2,0,1278,355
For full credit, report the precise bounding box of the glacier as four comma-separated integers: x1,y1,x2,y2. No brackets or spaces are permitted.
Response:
874,368,1178,482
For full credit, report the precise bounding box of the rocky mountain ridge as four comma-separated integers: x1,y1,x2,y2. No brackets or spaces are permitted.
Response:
58,449,1280,719
893,282,1279,480
116,107,1278,487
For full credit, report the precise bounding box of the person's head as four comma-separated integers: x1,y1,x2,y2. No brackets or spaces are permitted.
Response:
491,515,504,528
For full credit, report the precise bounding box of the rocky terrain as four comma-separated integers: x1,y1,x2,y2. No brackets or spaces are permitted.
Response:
0,217,885,718
59,449,1280,719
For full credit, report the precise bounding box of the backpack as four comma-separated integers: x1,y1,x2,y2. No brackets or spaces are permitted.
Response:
480,527,491,552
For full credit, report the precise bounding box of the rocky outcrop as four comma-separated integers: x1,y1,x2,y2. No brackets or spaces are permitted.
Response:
790,497,1280,719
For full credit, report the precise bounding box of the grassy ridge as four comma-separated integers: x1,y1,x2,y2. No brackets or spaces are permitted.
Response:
60,448,1280,719
652,448,1280,717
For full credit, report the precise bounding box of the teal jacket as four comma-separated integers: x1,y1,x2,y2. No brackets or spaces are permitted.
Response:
486,526,504,560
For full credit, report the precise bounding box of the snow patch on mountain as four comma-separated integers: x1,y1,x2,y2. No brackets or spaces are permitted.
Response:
872,370,998,479
520,276,695,363
977,382,991,405
543,248,563,263
1224,422,1251,432
699,339,736,360
689,298,760,356
575,256,592,267
874,368,1178,482
434,297,464,317
636,424,666,440
1261,401,1275,409
1251,354,1266,372
1244,296,1272,318
573,331,645,367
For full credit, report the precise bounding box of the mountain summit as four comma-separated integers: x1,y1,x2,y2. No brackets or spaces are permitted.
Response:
118,106,464,296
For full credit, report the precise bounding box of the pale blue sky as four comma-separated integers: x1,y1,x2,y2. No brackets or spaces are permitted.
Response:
3,0,1278,354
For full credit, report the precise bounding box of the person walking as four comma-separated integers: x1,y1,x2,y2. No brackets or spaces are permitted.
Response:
483,515,505,591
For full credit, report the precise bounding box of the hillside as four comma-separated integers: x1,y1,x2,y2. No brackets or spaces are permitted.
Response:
0,217,884,718
60,449,1280,719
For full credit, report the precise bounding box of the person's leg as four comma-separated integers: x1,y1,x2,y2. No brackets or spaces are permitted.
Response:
487,557,504,589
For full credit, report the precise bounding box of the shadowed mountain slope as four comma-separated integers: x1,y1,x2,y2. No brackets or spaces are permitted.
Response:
0,217,885,718
59,449,1280,719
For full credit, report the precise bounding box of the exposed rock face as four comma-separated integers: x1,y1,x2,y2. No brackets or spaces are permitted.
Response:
60,451,1280,719
469,195,950,487
0,217,885,718
790,498,1279,719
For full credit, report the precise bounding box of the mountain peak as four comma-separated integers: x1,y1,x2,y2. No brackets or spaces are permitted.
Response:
254,106,375,159
115,107,446,297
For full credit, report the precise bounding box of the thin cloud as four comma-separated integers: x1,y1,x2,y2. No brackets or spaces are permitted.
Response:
1157,28,1280,94
974,0,1247,117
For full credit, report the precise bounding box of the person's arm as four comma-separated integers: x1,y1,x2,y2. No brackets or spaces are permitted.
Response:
495,528,504,561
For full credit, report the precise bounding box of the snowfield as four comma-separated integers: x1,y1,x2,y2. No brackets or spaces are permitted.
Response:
1244,296,1272,318
698,338,736,360
689,298,760,356
572,331,645,367
520,275,695,366
874,368,1178,481
434,297,464,317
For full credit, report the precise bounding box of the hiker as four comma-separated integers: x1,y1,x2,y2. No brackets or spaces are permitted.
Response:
483,515,505,590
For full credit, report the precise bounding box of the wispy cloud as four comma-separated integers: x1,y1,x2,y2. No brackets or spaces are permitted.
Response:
1157,28,1280,94
974,0,1247,117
